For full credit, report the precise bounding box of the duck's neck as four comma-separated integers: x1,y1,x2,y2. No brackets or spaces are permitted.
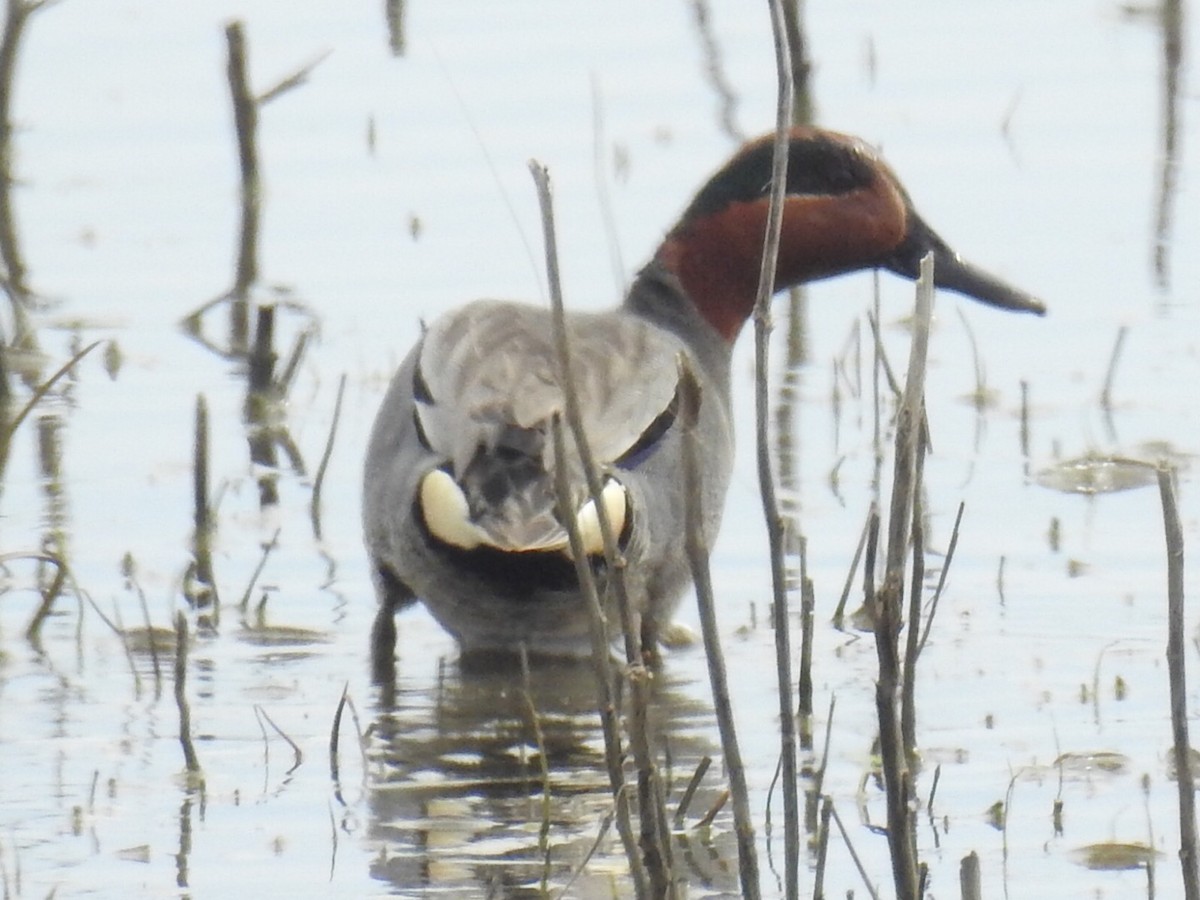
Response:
623,263,733,388
653,178,909,343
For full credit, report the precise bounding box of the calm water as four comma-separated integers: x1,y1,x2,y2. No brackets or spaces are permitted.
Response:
1,0,1197,897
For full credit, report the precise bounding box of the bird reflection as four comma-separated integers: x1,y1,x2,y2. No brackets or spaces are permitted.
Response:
364,655,739,896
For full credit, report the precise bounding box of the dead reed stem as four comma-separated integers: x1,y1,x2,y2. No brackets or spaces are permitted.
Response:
679,359,760,899
873,254,936,900
532,159,668,897
549,417,647,897
757,0,800,894
1157,464,1199,900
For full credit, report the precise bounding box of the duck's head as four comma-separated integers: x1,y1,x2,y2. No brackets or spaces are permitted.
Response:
655,127,1046,342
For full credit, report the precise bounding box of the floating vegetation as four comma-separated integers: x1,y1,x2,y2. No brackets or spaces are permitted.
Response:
1035,454,1157,495
1073,841,1158,871
1054,750,1130,777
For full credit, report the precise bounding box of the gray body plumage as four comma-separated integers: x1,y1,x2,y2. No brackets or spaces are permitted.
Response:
362,263,734,656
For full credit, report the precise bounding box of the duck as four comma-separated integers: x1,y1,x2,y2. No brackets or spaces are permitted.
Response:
362,126,1044,673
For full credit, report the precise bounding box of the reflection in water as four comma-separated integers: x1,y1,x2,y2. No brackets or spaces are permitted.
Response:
365,658,738,895
1151,0,1184,291
0,0,49,341
181,21,320,520
689,0,745,143
385,0,407,56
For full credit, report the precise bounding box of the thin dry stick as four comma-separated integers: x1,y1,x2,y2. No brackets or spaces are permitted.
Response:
812,796,832,900
532,162,672,897
827,799,883,900
679,358,760,899
238,528,280,612
916,500,965,656
675,756,712,826
1158,464,1199,900
174,612,202,775
555,796,618,900
254,705,303,774
549,416,648,900
832,508,873,626
812,693,837,799
3,340,103,442
310,373,346,539
330,685,348,791
696,790,731,830
109,601,143,699
256,49,331,105
1100,325,1129,409
518,646,554,895
128,567,163,687
756,1,800,894
529,161,642,662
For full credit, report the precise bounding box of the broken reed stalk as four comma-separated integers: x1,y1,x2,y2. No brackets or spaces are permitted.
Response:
873,253,936,900
225,20,259,294
674,755,712,826
248,303,276,393
310,372,347,539
173,612,202,776
549,415,647,899
531,161,673,898
959,851,982,900
756,0,800,894
679,358,760,899
191,394,218,615
1157,464,1200,900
